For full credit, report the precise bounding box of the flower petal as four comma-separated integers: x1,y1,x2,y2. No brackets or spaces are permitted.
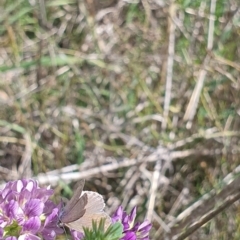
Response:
23,216,41,233
25,199,44,217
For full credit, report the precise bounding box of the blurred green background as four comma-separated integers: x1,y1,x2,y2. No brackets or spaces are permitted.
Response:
0,0,240,239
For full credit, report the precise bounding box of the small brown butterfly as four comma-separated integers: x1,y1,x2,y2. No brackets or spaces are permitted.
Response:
60,179,111,232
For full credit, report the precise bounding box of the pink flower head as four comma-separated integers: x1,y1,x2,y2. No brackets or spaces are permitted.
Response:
112,206,152,240
0,179,63,240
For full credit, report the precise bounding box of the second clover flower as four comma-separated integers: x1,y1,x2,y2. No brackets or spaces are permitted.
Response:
112,206,152,240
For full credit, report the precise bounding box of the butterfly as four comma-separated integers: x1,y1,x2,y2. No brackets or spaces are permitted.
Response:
60,179,112,232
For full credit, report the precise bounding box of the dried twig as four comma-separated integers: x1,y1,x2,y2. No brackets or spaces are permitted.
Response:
162,3,177,129
34,148,220,186
147,160,162,220
183,0,217,128
164,174,240,239
17,133,32,178
176,192,240,240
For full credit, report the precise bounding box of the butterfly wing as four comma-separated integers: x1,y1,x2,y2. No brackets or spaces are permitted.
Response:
61,193,88,223
66,212,111,232
63,179,85,214
66,191,111,232
61,180,88,223
83,191,106,212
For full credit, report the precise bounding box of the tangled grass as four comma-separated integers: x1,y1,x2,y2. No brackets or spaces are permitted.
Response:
0,0,240,239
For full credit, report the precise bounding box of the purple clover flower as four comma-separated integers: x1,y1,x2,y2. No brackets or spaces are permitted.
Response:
0,179,63,240
112,206,152,240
